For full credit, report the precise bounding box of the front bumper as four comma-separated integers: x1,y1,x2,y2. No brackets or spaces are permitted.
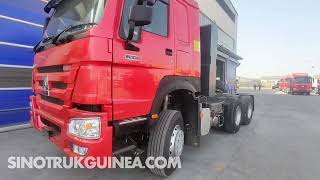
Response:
30,95,113,158
292,88,311,94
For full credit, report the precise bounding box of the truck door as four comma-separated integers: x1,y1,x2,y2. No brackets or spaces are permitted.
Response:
174,0,192,76
112,0,174,120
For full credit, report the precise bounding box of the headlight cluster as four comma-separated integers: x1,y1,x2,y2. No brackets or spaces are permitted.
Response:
68,117,101,139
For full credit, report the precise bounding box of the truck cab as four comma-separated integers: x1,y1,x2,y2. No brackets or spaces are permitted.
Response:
315,77,320,95
289,74,312,95
31,0,200,168
30,0,254,176
280,76,291,93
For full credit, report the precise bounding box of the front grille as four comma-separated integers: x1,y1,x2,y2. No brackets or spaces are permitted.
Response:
41,95,64,105
39,81,67,89
36,65,74,108
74,104,102,112
40,117,61,137
38,65,64,73
41,117,61,131
52,81,67,89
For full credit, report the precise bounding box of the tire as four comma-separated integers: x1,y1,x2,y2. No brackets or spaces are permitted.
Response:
223,101,242,133
289,89,293,95
241,97,254,125
147,110,184,177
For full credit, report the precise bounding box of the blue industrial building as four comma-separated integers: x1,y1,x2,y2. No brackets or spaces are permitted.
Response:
0,0,46,127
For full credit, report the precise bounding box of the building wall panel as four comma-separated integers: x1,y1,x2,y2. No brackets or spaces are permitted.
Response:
196,0,237,40
0,0,46,127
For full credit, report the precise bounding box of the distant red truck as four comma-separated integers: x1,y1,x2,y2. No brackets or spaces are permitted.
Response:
279,73,312,95
317,79,320,95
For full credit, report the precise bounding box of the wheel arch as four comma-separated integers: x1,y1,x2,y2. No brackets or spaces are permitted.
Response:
150,76,200,115
149,76,201,147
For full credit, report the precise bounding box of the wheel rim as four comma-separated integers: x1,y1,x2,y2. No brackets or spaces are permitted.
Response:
169,125,184,157
247,103,253,119
235,106,242,126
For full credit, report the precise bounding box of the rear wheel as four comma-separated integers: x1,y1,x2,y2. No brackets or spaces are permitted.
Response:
223,101,242,133
289,89,293,95
241,97,254,125
147,110,184,177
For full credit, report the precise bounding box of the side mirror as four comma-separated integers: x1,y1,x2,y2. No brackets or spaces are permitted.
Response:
43,17,50,34
129,5,153,27
125,4,153,51
44,0,64,13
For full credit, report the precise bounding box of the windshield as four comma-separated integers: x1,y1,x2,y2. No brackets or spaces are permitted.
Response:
44,0,106,39
294,77,311,84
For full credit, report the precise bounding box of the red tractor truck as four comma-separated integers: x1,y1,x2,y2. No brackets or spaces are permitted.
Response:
316,78,320,95
280,73,312,95
313,76,320,95
318,79,320,95
30,0,254,176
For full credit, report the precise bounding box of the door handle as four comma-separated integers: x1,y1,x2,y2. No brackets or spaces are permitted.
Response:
165,48,173,56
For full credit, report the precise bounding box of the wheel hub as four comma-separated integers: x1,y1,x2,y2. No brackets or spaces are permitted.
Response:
247,103,253,119
169,125,184,157
235,106,242,126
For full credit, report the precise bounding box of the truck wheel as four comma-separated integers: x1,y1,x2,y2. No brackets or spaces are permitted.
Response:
223,101,242,133
241,97,254,125
147,110,184,177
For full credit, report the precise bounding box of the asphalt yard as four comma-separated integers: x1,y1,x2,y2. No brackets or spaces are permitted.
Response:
1,89,320,180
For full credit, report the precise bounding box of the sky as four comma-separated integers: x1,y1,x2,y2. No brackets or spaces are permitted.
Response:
231,0,320,78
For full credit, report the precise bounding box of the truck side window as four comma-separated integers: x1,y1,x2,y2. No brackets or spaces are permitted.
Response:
119,0,169,40
144,0,168,36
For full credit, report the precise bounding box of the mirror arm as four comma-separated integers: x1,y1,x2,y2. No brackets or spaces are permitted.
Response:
125,22,140,51
127,21,135,41
125,41,140,52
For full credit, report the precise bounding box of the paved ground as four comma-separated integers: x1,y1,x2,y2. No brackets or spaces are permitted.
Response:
1,89,320,180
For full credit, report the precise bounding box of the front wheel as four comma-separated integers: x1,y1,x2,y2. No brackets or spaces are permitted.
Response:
147,110,184,177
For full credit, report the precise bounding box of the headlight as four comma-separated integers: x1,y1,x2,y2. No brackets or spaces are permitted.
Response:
68,117,101,139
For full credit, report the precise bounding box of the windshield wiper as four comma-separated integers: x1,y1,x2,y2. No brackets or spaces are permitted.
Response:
51,23,97,45
34,36,54,53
